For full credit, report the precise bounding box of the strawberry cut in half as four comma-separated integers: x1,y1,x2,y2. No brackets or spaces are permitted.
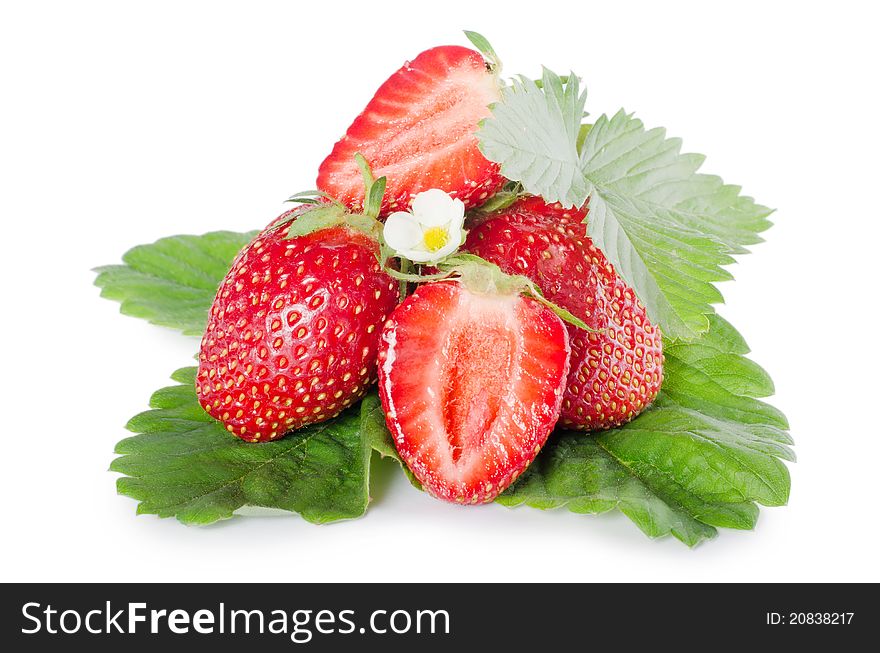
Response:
317,45,504,217
377,282,570,504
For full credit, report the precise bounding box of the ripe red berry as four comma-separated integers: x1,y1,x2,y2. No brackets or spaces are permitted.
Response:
464,196,664,430
197,210,399,442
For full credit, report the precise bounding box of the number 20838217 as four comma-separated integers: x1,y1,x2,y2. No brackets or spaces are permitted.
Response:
767,613,854,625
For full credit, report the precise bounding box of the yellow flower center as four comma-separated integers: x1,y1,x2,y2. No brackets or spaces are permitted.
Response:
422,226,449,252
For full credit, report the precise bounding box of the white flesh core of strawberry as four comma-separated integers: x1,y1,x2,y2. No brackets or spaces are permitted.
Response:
381,289,527,484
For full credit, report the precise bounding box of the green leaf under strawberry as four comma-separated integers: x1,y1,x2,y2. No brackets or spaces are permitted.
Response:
111,367,372,525
94,231,257,336
96,231,791,544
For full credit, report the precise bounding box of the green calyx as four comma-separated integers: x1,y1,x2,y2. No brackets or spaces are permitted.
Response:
285,189,336,205
267,201,382,242
401,252,596,333
274,153,386,241
353,153,387,221
472,180,524,214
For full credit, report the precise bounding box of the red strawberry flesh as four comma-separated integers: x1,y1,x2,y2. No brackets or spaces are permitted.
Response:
317,45,504,215
377,282,570,503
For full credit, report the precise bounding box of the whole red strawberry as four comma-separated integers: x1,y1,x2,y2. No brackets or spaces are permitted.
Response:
197,207,398,442
377,281,570,504
464,196,663,431
317,45,504,216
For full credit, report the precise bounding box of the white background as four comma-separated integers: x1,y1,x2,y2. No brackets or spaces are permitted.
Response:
1,0,878,583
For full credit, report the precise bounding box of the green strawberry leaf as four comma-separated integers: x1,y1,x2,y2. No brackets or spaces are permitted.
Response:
499,313,792,546
477,75,773,340
111,367,372,525
94,231,256,336
478,68,590,210
497,435,748,545
582,112,772,339
360,392,422,490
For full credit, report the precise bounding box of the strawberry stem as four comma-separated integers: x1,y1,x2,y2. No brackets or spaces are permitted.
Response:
385,266,450,284
397,259,413,300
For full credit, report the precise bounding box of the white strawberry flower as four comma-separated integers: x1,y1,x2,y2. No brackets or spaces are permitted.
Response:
382,189,466,263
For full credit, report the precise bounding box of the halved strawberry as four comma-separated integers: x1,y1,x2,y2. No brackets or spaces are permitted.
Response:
317,45,504,216
377,282,570,504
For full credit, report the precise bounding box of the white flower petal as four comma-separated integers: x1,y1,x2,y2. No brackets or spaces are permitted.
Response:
451,197,465,218
411,188,461,227
447,199,466,229
398,247,435,263
383,212,423,251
